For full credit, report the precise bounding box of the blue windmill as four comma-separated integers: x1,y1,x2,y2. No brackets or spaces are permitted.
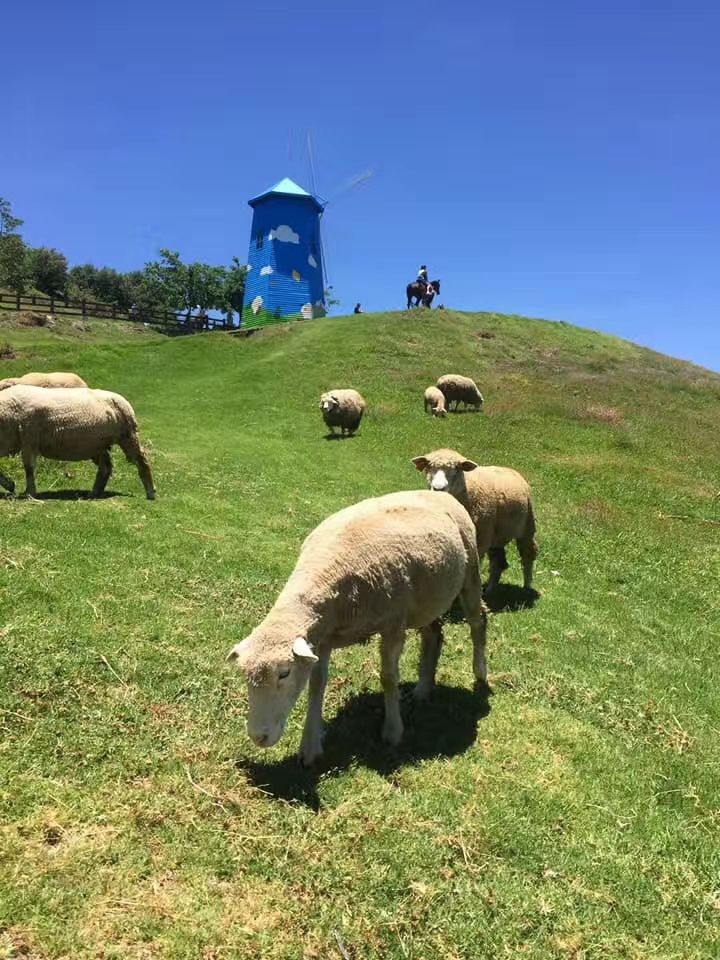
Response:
242,145,374,326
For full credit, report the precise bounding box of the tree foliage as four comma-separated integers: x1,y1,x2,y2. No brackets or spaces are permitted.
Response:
26,247,68,297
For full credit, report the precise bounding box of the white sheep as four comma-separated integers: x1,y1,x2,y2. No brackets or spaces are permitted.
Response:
0,385,155,499
227,489,489,765
412,448,537,592
423,386,447,418
319,389,367,436
436,374,484,412
0,371,87,391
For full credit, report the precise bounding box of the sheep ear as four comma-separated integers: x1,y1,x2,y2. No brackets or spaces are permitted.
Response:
226,638,248,663
330,394,339,403
292,637,318,663
412,456,429,472
460,460,478,472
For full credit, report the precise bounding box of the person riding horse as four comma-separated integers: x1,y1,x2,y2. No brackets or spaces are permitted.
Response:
417,265,429,292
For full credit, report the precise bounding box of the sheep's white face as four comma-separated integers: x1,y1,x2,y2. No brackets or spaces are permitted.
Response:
319,395,340,414
412,451,478,496
227,637,318,749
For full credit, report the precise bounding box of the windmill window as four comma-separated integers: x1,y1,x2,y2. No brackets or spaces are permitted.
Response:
255,231,264,250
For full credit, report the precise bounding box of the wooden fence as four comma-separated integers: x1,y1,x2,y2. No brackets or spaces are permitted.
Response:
0,291,230,332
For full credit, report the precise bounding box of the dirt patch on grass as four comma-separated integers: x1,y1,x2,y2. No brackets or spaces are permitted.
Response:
1,342,16,359
576,499,622,524
585,403,624,425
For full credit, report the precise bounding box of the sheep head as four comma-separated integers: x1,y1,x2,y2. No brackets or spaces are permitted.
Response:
319,393,340,414
412,448,478,495
227,634,318,749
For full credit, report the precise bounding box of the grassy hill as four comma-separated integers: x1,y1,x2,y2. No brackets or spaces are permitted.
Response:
1,309,719,959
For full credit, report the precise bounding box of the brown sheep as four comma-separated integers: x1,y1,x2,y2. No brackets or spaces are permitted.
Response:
412,448,537,592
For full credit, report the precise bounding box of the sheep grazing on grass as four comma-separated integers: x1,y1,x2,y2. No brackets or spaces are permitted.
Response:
0,371,87,391
412,448,537,593
436,374,484,412
424,386,447,418
319,389,366,436
227,489,489,766
0,385,155,500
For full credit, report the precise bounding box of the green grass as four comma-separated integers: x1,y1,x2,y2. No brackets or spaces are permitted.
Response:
1,309,719,959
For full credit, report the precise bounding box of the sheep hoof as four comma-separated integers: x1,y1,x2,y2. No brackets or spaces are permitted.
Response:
381,720,403,747
413,681,433,702
146,490,156,501
298,742,323,767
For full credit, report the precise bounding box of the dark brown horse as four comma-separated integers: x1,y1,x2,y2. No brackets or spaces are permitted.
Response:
406,279,440,309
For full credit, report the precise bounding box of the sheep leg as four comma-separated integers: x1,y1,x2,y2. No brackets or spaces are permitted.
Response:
486,547,509,593
0,472,15,494
298,647,330,767
21,449,37,498
459,571,489,685
517,506,538,590
118,433,156,500
91,451,113,497
380,629,406,746
415,620,443,701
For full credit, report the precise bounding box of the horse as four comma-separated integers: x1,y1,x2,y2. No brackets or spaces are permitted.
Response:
406,279,440,309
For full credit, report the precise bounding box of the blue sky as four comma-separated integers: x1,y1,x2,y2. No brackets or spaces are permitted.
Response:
4,0,719,369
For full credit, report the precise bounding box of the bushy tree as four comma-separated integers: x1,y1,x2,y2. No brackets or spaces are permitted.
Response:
144,249,226,319
220,256,247,326
0,198,28,293
26,247,68,297
0,234,28,293
0,198,23,237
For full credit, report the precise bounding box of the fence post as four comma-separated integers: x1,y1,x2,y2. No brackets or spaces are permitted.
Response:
50,297,54,315
112,304,116,319
16,291,21,310
82,299,87,317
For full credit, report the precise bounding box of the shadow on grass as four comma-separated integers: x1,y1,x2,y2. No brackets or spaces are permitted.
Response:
241,681,491,810
323,433,358,441
34,489,128,501
485,584,540,613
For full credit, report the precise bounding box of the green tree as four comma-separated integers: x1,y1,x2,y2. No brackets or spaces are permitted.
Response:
0,234,28,293
220,256,247,326
26,247,68,297
144,250,226,320
0,198,23,237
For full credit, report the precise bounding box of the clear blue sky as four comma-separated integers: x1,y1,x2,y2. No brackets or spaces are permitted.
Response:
4,0,719,369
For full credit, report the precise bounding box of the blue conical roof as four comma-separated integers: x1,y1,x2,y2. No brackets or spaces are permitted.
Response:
249,177,325,211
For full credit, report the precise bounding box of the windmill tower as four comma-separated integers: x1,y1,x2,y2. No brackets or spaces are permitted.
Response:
242,177,327,326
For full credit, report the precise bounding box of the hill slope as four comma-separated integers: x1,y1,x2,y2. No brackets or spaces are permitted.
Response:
1,310,719,959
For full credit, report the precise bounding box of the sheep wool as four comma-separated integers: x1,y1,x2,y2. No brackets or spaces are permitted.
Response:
0,385,155,499
412,448,537,592
319,388,367,436
423,386,447,417
436,374,484,412
0,371,87,391
227,489,489,765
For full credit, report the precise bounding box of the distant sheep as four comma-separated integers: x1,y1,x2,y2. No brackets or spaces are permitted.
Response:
436,374,484,412
0,385,155,500
0,371,87,391
412,448,537,592
423,386,447,418
319,389,366,436
227,489,489,765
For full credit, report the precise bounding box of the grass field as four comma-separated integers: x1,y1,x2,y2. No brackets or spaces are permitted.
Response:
1,308,719,959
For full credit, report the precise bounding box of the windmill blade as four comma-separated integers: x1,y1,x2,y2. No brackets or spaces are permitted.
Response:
306,131,319,197
329,168,376,203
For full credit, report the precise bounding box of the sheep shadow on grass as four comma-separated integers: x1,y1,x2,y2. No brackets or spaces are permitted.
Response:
32,489,128,501
241,681,492,811
323,433,359,441
484,584,539,614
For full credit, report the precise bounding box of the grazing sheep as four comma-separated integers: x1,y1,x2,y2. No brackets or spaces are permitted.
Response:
0,385,155,500
412,448,537,592
436,374,484,412
424,386,447,418
319,389,366,436
227,489,489,765
0,371,87,391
